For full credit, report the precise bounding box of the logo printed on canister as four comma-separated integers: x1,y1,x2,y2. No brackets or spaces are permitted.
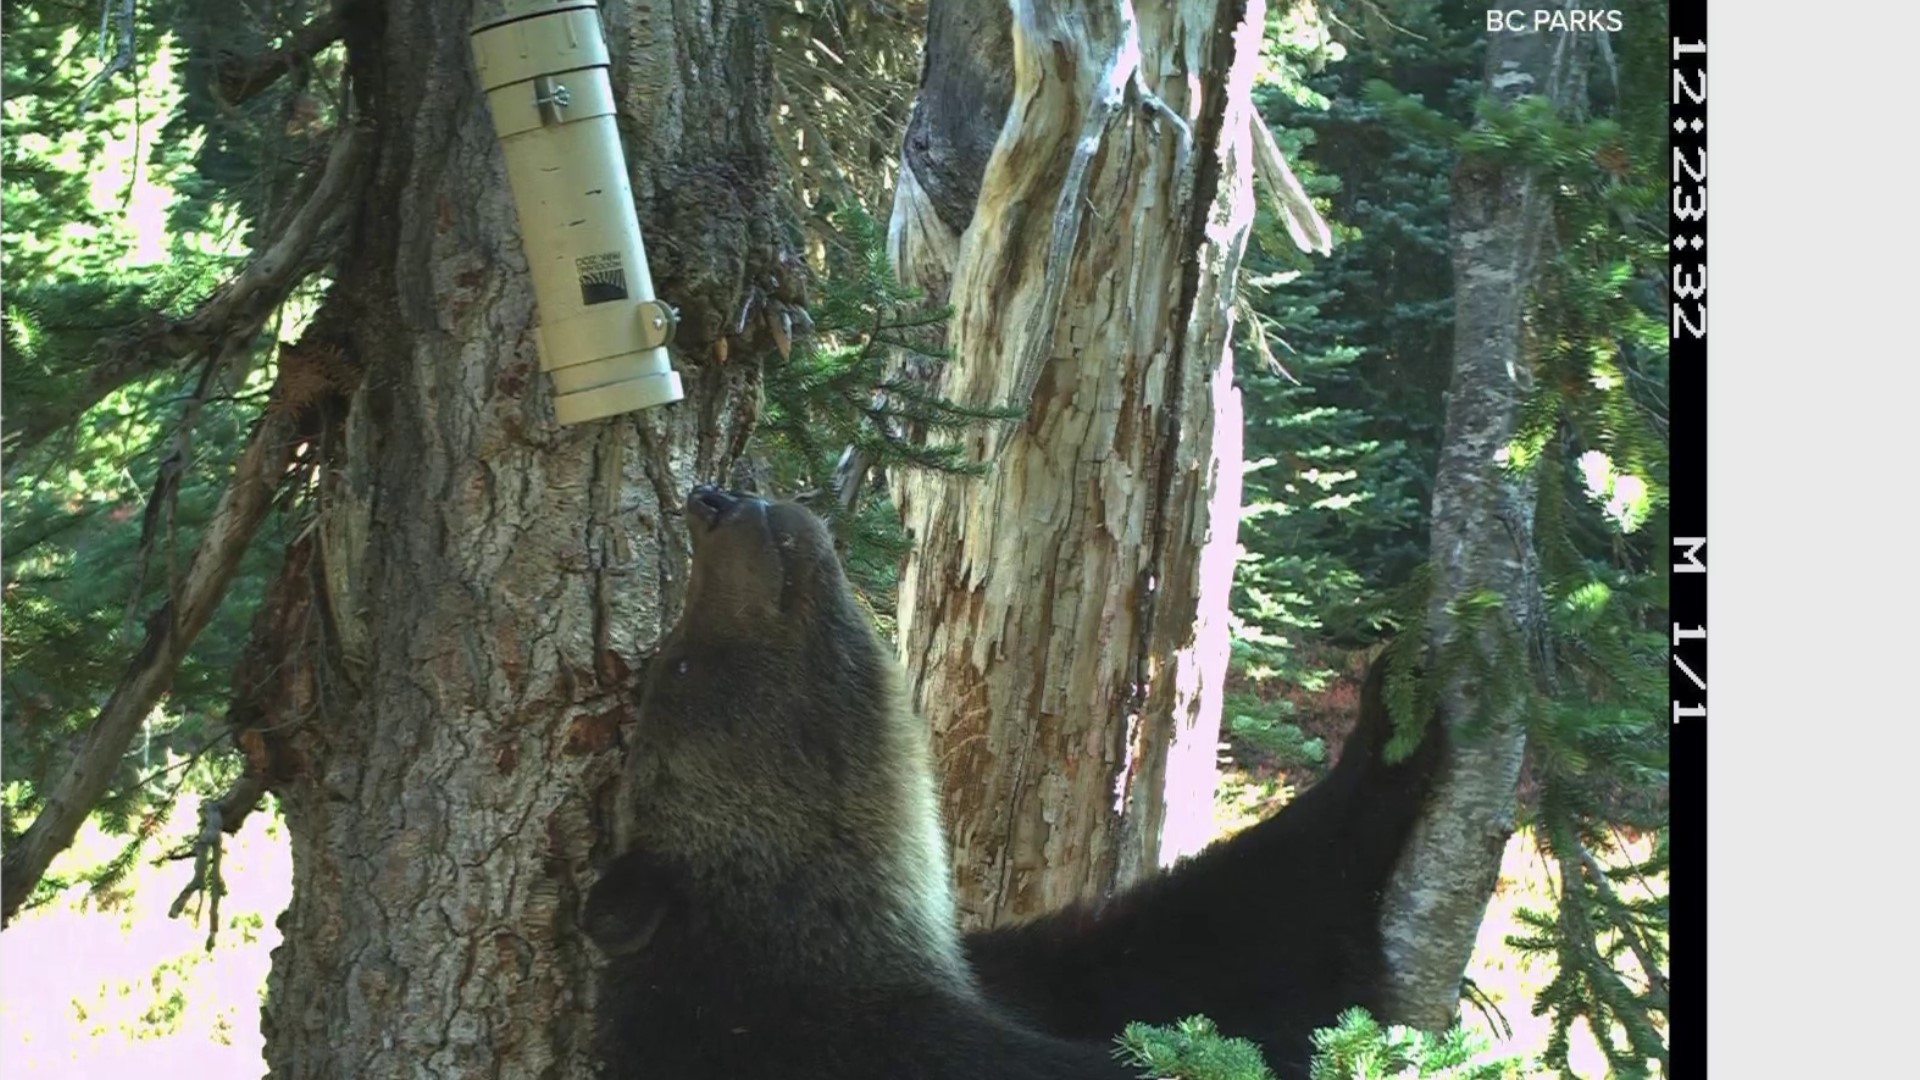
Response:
577,253,629,305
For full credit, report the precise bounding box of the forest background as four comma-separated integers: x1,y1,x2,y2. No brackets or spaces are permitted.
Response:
1,0,1668,1076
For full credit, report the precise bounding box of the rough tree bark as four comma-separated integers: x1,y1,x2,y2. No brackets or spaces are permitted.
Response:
257,0,792,1074
886,0,1270,929
1378,5,1594,1028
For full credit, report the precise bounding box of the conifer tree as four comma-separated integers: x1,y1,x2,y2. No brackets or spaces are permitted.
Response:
1229,1,1667,1070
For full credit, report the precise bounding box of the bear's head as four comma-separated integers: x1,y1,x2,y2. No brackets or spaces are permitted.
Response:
593,487,960,980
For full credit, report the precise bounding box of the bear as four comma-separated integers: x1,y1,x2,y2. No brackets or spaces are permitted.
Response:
582,486,1441,1079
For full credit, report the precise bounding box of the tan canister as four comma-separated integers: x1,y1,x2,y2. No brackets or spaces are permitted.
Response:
470,0,683,424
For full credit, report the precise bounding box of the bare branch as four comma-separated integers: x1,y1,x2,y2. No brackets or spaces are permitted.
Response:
212,9,346,107
122,357,220,638
166,775,265,950
831,444,871,512
1339,0,1432,42
78,0,138,106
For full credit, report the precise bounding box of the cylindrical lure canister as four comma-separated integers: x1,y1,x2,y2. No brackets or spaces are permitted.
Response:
470,0,683,425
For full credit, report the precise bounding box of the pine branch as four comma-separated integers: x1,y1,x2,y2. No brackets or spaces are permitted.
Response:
4,122,368,455
0,352,312,923
1574,838,1669,1010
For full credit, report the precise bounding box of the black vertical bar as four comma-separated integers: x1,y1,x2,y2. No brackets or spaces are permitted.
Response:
1668,0,1708,1075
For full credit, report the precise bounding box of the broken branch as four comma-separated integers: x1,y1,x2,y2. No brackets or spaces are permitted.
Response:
212,9,346,107
1251,111,1332,256
166,774,267,951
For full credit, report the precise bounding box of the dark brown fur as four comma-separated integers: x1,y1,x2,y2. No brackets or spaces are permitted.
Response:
596,488,968,991
584,488,1440,1079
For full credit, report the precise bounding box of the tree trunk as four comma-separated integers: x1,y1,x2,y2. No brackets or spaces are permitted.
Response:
1378,6,1593,1029
888,0,1263,929
259,1,789,1074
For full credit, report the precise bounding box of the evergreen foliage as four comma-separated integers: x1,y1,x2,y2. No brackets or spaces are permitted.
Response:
756,207,1017,491
751,205,1020,612
2,1,247,443
1115,1010,1533,1080
1117,1015,1278,1080
158,0,346,246
4,0,1670,1069
1308,1008,1530,1080
1223,685,1327,779
1228,1,1471,691
1,0,296,911
1231,1,1670,1072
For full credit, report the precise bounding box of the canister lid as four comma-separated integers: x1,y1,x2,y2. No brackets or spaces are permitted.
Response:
553,371,685,425
470,0,601,35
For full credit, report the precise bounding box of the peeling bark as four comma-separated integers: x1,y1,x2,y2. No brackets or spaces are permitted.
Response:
260,0,786,1075
888,0,1264,928
1377,5,1594,1029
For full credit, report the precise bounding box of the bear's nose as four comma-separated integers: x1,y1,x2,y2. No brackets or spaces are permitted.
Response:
687,484,754,526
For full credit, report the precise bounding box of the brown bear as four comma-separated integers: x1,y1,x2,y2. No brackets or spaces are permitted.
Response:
583,486,1439,1079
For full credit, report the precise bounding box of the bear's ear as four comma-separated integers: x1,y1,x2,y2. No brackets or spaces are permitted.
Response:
583,848,678,957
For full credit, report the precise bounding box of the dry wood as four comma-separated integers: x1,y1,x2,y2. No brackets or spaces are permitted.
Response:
886,0,1270,926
